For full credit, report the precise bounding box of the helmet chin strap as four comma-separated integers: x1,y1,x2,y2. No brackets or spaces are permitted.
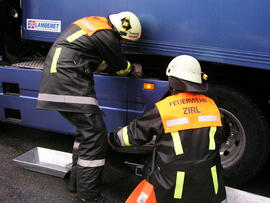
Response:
168,76,208,93
170,88,182,95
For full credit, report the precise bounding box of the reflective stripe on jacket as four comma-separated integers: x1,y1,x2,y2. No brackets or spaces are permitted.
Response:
73,17,112,37
112,94,226,203
156,93,222,133
37,16,130,112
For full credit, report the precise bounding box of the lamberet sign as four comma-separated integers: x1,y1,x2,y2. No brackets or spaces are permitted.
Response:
27,19,61,32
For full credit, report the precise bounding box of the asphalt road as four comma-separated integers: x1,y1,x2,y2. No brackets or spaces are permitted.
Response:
1,123,270,203
0,123,142,203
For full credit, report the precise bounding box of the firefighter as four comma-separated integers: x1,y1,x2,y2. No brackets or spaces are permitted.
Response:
36,11,142,203
109,55,227,203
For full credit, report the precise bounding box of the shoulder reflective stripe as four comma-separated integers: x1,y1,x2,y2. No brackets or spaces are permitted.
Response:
122,126,132,146
116,61,132,76
66,30,86,43
50,47,62,73
174,171,185,199
211,165,219,195
73,17,112,37
117,127,126,146
171,132,183,155
198,115,218,122
77,158,105,167
73,141,80,149
38,93,99,106
166,118,189,127
209,127,217,150
81,20,95,31
156,93,222,133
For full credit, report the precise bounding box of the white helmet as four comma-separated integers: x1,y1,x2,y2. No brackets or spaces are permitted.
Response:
109,11,141,41
166,55,203,84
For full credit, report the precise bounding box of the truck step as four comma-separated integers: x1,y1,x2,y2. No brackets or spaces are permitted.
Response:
11,58,45,69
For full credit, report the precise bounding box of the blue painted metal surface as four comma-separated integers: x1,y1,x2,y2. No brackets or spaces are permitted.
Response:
126,78,168,122
0,67,168,133
0,67,75,134
21,0,270,70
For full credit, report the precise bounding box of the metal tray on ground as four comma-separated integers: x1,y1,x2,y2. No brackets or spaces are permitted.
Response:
13,147,72,178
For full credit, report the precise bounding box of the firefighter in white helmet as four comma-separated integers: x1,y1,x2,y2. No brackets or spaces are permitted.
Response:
109,55,227,203
109,11,142,41
37,11,141,203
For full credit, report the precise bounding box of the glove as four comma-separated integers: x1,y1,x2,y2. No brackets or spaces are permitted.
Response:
94,61,110,75
107,132,118,150
128,63,143,78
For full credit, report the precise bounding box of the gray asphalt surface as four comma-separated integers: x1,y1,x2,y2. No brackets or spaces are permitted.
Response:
1,123,270,203
0,123,142,203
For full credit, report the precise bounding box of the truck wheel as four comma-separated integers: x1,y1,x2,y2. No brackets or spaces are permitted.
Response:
207,84,270,186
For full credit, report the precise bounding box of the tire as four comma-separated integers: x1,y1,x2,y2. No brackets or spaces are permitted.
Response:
207,84,270,187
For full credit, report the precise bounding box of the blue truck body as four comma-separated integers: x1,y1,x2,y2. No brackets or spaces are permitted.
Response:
3,0,266,134
22,0,270,70
0,67,168,134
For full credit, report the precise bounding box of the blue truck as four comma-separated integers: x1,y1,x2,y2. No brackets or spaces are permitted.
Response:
0,0,269,186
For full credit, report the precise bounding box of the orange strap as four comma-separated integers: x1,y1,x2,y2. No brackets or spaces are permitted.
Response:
73,16,113,37
156,93,222,133
125,180,157,203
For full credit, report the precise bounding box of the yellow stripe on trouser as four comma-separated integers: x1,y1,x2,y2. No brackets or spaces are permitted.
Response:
211,165,219,194
209,127,217,150
174,171,185,199
116,61,131,76
122,126,132,146
50,47,62,73
171,132,183,155
66,30,86,43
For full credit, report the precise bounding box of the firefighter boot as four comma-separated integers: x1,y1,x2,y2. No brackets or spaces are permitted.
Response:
68,166,77,193
76,195,110,203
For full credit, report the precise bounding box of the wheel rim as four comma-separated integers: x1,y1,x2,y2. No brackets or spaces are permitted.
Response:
219,108,246,168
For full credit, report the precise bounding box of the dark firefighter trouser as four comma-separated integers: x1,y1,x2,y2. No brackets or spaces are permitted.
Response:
59,111,108,200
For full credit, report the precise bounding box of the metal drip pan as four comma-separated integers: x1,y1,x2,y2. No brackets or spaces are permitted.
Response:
13,147,72,178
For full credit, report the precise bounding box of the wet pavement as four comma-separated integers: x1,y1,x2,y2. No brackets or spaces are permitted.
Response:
0,123,270,203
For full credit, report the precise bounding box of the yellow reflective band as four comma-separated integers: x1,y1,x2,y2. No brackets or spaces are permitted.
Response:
99,60,106,66
66,30,86,43
97,60,107,71
50,47,62,73
211,165,219,195
209,127,217,150
116,61,131,76
171,132,183,155
122,126,132,146
174,171,185,199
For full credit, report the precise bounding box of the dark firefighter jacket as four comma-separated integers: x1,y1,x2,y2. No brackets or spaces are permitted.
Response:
111,93,227,203
37,17,131,113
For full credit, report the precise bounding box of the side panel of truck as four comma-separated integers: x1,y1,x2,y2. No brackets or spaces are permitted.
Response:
0,67,168,134
22,0,270,70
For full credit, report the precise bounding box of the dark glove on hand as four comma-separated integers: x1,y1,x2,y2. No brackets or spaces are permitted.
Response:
128,63,143,78
107,130,121,150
